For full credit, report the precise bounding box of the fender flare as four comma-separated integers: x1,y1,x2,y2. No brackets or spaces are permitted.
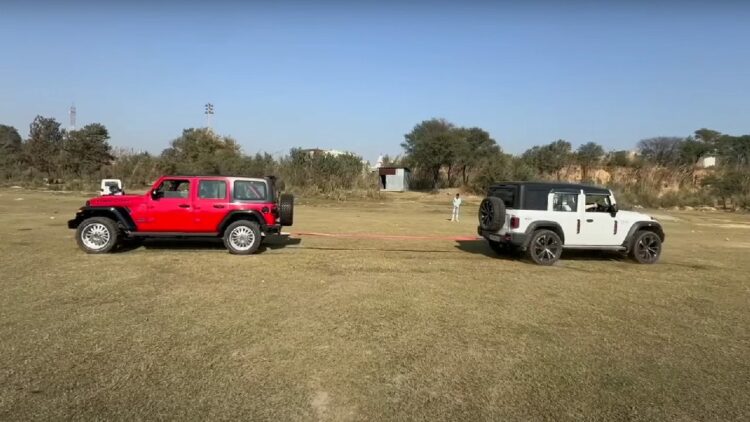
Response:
72,206,137,231
622,221,665,251
218,210,267,234
524,220,566,247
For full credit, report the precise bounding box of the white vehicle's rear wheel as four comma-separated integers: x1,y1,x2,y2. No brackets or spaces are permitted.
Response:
526,229,562,265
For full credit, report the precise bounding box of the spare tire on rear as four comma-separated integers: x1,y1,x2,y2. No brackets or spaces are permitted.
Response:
478,197,506,231
279,193,294,226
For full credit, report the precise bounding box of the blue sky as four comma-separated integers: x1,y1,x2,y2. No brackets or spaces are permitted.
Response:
1,1,749,162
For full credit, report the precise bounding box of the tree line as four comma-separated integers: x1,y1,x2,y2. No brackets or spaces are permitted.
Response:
1,115,748,208
0,116,373,195
398,118,749,208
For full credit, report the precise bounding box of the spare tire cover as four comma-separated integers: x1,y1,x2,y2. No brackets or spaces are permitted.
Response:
478,197,506,231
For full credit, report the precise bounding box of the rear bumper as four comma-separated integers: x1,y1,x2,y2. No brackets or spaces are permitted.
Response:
263,224,282,235
478,226,528,249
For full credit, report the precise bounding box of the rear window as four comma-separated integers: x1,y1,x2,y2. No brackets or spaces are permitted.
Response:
488,186,515,208
233,180,268,201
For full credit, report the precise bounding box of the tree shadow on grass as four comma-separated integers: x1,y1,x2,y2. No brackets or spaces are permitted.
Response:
454,239,627,263
116,234,302,254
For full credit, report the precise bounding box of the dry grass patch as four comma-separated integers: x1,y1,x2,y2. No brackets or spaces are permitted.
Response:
0,190,749,420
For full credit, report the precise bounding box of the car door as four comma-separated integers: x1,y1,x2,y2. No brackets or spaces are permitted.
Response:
141,178,194,232
548,190,583,246
579,193,618,246
191,178,229,233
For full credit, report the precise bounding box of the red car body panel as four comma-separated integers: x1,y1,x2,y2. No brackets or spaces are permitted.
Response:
80,176,279,233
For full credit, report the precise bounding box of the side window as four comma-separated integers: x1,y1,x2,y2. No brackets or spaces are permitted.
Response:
489,187,515,208
198,180,227,199
155,179,190,199
233,180,268,201
552,193,578,212
585,194,612,212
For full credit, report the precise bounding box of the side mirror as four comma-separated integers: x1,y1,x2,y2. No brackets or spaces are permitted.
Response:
150,190,162,200
609,204,619,216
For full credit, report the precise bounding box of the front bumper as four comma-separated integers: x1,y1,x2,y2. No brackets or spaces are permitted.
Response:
477,226,528,249
68,214,84,229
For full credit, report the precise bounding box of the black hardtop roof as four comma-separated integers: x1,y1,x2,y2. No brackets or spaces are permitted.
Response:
489,181,610,195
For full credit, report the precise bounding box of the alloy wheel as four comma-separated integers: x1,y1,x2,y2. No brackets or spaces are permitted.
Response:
532,233,561,264
636,233,660,263
80,223,111,250
229,225,256,251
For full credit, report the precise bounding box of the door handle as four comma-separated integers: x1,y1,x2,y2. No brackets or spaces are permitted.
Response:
586,219,594,223
178,204,190,208
213,204,225,209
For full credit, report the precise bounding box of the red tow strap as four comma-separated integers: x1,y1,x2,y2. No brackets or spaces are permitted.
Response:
289,231,479,241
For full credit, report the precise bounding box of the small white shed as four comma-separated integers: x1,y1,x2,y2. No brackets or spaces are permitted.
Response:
698,156,717,168
378,167,410,192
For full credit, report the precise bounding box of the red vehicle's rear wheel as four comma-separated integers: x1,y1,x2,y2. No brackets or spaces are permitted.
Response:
223,220,262,255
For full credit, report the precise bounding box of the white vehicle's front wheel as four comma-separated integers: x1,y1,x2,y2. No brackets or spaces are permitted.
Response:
223,220,262,255
631,230,662,264
75,217,119,254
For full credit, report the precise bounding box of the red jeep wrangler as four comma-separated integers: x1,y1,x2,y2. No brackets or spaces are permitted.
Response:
68,176,293,254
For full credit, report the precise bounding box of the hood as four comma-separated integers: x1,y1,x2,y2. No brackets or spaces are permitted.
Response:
616,209,658,223
87,194,146,208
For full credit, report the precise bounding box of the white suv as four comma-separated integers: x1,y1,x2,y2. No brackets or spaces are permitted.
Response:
477,182,665,265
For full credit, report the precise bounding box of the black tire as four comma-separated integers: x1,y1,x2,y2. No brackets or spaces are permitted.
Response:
75,217,119,254
223,220,262,255
526,229,563,265
478,197,506,231
279,193,294,226
630,230,662,264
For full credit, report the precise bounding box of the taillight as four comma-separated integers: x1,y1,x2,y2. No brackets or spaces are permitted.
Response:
510,216,520,229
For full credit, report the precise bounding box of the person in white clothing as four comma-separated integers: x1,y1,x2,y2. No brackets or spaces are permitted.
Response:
451,193,463,222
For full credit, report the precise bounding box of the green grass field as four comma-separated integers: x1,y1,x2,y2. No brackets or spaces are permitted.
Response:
1,189,749,421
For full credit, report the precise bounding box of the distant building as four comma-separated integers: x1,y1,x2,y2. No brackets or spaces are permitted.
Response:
299,148,352,158
698,156,716,168
378,167,410,192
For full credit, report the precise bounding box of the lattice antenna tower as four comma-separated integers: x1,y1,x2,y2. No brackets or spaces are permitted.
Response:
69,104,77,130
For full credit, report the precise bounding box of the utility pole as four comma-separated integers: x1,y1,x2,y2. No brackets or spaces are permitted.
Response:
204,103,214,131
